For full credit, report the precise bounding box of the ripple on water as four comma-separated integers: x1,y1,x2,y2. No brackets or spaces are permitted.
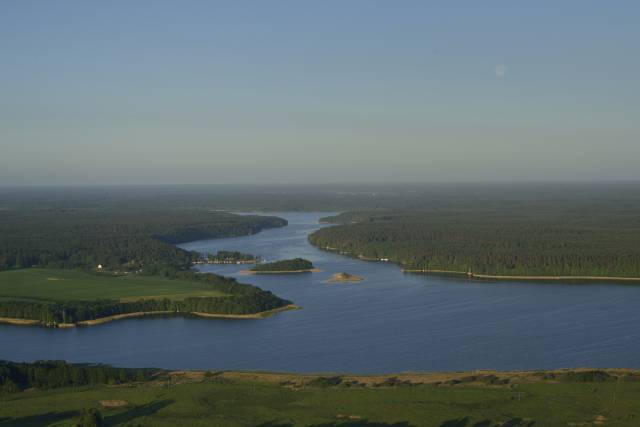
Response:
1,212,640,372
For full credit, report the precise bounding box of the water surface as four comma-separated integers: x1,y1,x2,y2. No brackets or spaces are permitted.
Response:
2,212,639,373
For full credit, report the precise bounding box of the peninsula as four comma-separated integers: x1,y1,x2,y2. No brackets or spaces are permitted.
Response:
0,209,293,328
0,268,293,328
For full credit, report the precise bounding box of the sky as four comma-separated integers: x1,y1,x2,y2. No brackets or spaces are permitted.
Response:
1,1,639,185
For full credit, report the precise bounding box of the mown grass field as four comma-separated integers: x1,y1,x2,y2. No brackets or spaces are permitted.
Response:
1,370,640,426
0,269,227,303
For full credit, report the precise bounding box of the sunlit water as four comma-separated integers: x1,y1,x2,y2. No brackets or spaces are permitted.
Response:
2,212,640,373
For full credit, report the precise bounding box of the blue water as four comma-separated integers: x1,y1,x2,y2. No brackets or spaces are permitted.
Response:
1,212,639,373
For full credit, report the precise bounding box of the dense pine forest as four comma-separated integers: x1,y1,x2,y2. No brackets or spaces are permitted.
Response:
0,360,157,393
0,207,292,324
310,206,640,278
0,208,285,273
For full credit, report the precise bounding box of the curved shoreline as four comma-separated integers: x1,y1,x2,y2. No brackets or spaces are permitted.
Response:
312,244,640,283
0,304,300,328
191,304,300,319
402,269,640,282
0,317,40,326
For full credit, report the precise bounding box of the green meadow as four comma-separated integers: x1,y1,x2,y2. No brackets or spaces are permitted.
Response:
2,370,640,426
0,269,227,303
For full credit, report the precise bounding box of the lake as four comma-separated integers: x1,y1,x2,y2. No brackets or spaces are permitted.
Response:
2,212,640,373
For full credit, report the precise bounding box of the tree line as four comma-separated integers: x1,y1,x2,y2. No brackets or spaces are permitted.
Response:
0,208,292,323
0,360,157,393
0,209,286,273
0,293,289,324
310,207,640,277
0,269,291,324
252,258,314,272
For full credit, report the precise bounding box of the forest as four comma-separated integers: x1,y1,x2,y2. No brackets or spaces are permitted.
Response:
0,208,285,273
3,182,639,213
0,208,292,324
309,206,640,278
251,258,315,272
0,292,290,324
0,360,157,393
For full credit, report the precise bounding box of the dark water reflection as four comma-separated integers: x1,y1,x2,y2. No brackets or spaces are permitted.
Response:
1,212,639,373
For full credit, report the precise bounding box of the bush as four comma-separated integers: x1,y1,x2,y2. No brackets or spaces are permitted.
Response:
75,408,103,427
308,376,343,388
558,370,612,383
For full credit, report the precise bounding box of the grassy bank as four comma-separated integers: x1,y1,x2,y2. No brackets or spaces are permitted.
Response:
2,368,640,426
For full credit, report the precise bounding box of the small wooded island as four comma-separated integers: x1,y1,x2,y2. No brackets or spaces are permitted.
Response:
247,258,319,274
327,272,364,283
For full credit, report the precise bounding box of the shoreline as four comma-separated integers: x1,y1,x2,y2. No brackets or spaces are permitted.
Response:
0,317,41,326
0,304,300,328
312,245,640,283
402,269,640,282
191,304,300,319
171,366,640,385
240,268,321,275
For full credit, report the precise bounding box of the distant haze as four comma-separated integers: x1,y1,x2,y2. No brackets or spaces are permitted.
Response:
1,1,639,185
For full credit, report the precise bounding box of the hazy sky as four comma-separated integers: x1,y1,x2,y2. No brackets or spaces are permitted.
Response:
1,1,639,185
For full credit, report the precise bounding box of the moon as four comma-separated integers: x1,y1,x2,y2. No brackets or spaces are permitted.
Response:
494,64,507,78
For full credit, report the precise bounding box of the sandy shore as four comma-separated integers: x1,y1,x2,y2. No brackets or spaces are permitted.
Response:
0,317,41,326
76,311,177,326
402,269,640,282
192,304,300,319
0,305,300,328
168,367,640,387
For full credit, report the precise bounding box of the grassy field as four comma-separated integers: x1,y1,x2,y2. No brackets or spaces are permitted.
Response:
0,269,228,303
1,370,640,426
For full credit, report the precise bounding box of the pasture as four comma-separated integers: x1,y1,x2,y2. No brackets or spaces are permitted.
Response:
1,369,640,426
0,269,227,303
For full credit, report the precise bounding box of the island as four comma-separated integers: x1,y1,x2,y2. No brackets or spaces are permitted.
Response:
327,272,364,283
246,258,319,274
